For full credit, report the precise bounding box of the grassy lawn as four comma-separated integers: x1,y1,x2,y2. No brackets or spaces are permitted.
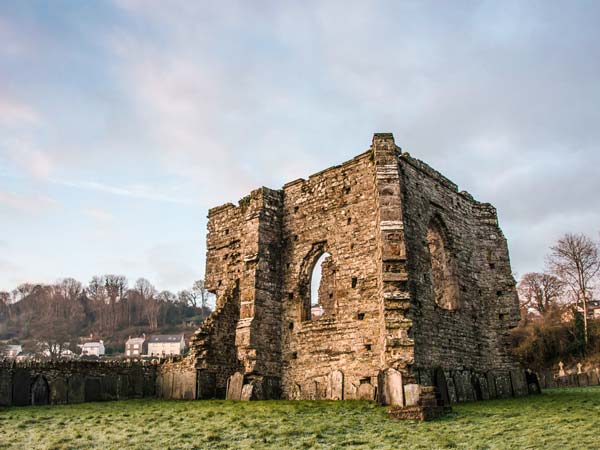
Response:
0,387,598,450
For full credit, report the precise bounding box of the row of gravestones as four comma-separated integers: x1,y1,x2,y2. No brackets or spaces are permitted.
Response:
416,368,540,404
0,368,155,406
538,369,600,389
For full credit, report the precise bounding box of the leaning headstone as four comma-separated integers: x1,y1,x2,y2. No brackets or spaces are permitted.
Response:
241,384,253,401
226,372,244,400
12,368,31,406
510,370,528,397
68,374,85,403
31,376,49,406
357,382,375,401
50,377,68,404
378,368,403,406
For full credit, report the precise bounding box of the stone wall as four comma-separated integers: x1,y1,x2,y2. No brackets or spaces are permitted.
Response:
0,359,156,406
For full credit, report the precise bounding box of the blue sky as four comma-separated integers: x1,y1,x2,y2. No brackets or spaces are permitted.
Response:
1,0,600,293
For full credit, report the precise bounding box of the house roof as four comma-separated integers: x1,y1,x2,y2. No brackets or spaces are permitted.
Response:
82,342,103,348
5,345,22,351
148,334,184,343
126,337,146,345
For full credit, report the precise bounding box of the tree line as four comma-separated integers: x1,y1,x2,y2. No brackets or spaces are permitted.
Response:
0,276,213,358
512,232,600,369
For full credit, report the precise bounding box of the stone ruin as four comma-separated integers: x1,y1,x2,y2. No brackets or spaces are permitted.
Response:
178,132,537,415
1,133,540,418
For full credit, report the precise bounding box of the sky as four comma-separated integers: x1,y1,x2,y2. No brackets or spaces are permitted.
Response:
1,0,600,293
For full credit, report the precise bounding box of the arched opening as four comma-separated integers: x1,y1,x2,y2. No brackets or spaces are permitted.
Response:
31,375,49,406
426,218,459,310
309,252,335,320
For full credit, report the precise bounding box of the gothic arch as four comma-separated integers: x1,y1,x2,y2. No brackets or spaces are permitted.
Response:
426,215,459,310
298,242,337,321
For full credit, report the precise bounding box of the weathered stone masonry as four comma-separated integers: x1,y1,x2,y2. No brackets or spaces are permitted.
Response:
185,132,535,407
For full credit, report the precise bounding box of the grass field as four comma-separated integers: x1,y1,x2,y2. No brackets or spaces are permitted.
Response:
0,387,598,450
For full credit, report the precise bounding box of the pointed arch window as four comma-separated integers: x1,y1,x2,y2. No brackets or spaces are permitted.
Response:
426,218,459,310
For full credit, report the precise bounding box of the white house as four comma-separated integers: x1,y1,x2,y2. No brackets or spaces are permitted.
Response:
125,336,146,357
3,344,22,358
81,340,105,357
147,335,185,356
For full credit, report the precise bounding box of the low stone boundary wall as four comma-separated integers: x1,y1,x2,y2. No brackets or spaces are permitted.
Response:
537,368,600,389
0,359,157,406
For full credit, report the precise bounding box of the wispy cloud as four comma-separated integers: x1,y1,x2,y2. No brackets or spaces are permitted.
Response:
0,190,60,214
50,178,194,204
84,208,115,223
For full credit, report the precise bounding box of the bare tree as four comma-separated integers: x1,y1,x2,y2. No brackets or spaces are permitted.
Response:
548,233,600,344
192,280,210,310
134,278,160,330
517,272,564,315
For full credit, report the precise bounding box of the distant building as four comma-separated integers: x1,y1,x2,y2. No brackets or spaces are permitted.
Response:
2,344,22,358
125,335,147,357
147,335,185,357
81,340,105,357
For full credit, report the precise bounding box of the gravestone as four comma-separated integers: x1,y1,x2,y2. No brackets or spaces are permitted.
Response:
241,384,253,401
357,382,375,401
68,374,85,403
226,372,244,400
445,371,458,404
525,371,541,394
31,376,49,405
404,384,421,406
510,370,528,397
12,368,31,406
588,370,599,386
0,368,12,406
486,372,497,399
434,368,450,405
85,377,102,402
328,370,344,400
50,377,68,404
577,373,589,386
378,368,403,406
101,375,118,400
196,370,216,399
117,374,129,399
494,373,513,398
558,361,566,377
314,378,327,400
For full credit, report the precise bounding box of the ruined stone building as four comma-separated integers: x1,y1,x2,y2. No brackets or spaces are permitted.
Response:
185,132,532,407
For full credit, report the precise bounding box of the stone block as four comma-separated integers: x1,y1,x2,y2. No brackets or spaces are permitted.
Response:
378,368,403,406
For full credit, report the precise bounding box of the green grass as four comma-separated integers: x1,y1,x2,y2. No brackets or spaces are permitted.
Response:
1,387,599,450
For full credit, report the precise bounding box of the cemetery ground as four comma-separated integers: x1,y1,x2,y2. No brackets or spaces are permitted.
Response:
0,387,598,450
